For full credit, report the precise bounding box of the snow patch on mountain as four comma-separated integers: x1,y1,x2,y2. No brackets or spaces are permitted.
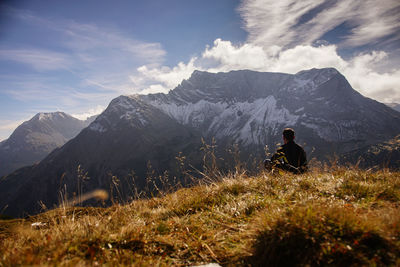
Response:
35,112,67,121
114,96,148,126
149,99,226,127
88,95,150,133
89,122,107,133
87,68,399,148
121,111,148,126
301,119,363,142
208,96,299,145
288,68,339,93
148,95,298,145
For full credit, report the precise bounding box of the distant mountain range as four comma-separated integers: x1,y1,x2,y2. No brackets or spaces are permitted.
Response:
1,68,400,217
139,68,400,156
0,112,96,177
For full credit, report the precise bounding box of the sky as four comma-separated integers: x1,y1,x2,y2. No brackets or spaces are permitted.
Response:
0,0,399,141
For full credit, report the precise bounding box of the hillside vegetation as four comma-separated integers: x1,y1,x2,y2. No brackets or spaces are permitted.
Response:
1,166,399,266
342,134,400,170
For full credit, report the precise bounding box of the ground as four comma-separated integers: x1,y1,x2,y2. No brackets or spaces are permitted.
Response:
0,167,399,266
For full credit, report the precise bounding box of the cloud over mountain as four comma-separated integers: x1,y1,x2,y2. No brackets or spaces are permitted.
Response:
136,39,400,103
1,0,399,140
2,68,400,217
133,0,400,102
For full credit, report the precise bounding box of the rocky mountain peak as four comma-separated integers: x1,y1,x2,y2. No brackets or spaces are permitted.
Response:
174,68,343,103
2,68,400,217
295,67,339,79
0,112,94,177
140,68,400,147
89,95,156,133
32,111,69,122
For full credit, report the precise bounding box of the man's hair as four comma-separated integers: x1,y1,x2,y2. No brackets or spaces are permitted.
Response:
283,128,295,141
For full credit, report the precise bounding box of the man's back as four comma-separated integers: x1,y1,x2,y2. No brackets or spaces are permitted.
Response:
271,140,307,173
265,128,308,174
280,141,307,168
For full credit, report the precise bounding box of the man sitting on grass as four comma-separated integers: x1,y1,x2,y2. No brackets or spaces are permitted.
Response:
264,128,308,174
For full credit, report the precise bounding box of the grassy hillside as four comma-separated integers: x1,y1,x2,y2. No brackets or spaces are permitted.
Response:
341,134,400,170
1,167,399,266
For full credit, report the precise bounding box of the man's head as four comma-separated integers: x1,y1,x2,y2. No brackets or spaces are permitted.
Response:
282,128,295,144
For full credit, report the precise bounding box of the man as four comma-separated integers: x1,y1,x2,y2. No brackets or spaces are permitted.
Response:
264,128,307,174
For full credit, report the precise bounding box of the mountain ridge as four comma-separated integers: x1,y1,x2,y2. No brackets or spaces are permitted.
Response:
141,68,399,150
386,102,400,112
0,112,96,177
1,68,400,217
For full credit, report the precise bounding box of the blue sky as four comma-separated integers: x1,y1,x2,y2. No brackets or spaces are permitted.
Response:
1,0,399,140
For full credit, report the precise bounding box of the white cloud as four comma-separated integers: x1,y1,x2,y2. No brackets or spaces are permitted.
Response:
0,119,26,141
0,49,71,71
132,39,280,94
202,39,278,72
139,84,170,95
2,76,66,102
10,7,166,65
1,8,166,95
132,0,400,104
344,52,400,103
134,57,199,94
238,0,400,48
0,74,115,117
238,0,325,47
0,7,169,139
267,45,347,73
342,0,400,47
72,105,105,120
64,21,166,65
2,0,399,128
0,119,25,131
135,38,400,103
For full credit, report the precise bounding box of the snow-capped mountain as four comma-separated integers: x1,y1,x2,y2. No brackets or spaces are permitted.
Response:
138,68,400,156
1,68,400,217
0,100,202,217
0,112,95,177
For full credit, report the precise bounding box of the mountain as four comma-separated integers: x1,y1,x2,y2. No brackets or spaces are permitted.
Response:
0,112,96,177
385,102,400,112
142,68,400,156
1,68,400,217
0,99,202,217
340,135,400,170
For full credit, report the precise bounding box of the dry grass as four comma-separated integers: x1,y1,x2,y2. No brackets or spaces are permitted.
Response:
0,167,399,266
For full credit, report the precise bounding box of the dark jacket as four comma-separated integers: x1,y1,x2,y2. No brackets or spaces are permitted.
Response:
271,140,307,173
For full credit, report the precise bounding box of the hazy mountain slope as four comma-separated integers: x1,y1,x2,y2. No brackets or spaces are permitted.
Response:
0,96,202,217
341,135,400,169
1,68,400,217
0,112,94,177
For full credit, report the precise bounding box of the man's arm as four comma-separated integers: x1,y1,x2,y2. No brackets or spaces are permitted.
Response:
271,147,284,162
264,147,285,171
299,148,308,173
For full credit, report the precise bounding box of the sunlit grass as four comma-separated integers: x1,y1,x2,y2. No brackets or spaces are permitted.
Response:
0,167,399,266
